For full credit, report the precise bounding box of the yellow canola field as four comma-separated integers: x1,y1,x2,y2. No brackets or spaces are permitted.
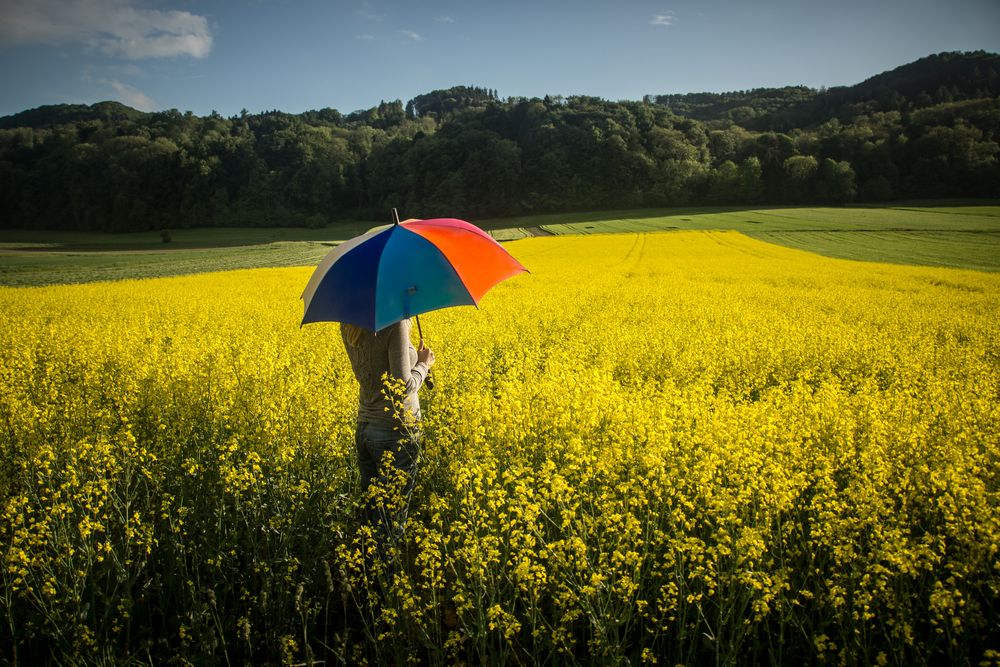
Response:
1,231,999,665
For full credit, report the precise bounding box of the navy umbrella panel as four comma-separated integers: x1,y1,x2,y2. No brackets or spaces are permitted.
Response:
301,218,526,331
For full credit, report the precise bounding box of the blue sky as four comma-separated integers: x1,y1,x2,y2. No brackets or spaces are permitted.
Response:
1,0,999,118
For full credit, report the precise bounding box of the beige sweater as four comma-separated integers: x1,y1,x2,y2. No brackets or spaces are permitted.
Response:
342,318,428,426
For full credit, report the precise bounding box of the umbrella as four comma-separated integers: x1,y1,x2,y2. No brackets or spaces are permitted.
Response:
301,212,527,332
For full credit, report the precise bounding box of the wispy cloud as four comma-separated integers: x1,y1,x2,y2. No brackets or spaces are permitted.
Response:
109,80,157,111
83,62,145,81
107,63,145,77
398,30,423,41
357,2,386,22
650,11,676,26
0,0,213,59
434,16,455,23
356,33,375,40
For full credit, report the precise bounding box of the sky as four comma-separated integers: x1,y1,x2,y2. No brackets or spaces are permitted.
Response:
1,0,999,118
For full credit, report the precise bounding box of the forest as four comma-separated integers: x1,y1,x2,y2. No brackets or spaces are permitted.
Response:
1,51,998,232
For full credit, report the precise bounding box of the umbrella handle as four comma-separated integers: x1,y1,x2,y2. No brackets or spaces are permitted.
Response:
414,315,434,389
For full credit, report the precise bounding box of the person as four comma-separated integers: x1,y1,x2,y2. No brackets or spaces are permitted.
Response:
341,318,435,548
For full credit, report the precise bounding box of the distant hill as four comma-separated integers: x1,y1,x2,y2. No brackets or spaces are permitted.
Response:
756,50,1000,130
406,85,501,119
647,87,819,124
648,51,1000,129
0,100,147,130
1,51,997,232
5,52,997,132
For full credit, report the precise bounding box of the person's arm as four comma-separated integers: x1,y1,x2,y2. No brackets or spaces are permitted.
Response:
388,320,428,393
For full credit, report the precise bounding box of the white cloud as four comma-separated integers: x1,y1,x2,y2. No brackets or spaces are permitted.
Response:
357,33,375,40
398,30,423,41
109,80,157,111
434,16,455,23
650,11,676,26
0,0,213,59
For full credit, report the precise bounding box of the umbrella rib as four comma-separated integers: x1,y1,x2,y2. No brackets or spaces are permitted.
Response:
439,248,479,306
406,218,498,243
301,225,389,304
404,224,526,299
396,225,477,313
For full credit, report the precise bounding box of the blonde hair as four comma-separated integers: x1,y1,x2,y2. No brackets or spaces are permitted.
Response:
341,322,365,347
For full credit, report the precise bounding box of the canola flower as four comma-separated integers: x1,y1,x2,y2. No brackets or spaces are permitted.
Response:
1,231,998,665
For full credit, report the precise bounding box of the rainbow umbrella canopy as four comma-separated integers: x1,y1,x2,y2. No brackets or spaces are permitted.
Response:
301,217,527,331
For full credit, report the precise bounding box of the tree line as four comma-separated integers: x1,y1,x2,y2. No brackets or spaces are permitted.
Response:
1,57,998,232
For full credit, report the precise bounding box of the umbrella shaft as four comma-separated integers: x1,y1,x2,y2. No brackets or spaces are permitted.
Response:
414,314,433,388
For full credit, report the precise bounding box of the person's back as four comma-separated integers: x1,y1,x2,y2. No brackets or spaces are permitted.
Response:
342,319,427,425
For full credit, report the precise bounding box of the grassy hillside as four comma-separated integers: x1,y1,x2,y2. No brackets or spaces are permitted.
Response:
2,203,999,286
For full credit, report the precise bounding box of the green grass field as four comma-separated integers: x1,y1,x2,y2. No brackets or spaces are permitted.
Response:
746,230,1000,272
2,202,999,286
0,241,335,287
522,204,1000,234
